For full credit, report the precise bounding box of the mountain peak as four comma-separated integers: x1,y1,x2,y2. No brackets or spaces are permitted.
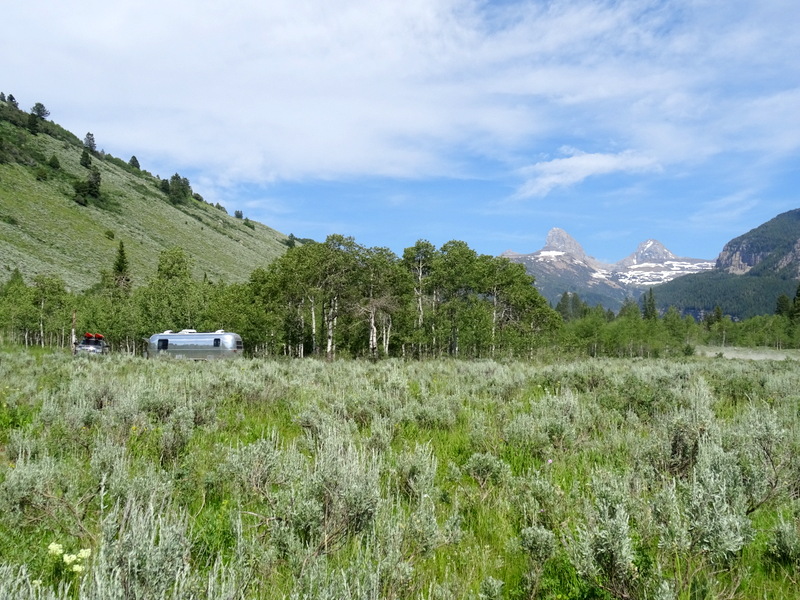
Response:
628,239,676,264
544,228,587,258
502,230,715,310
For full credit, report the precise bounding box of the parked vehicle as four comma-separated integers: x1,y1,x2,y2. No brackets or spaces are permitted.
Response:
146,329,244,360
74,332,109,355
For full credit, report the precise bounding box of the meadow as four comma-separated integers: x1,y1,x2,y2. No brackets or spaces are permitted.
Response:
1,349,799,599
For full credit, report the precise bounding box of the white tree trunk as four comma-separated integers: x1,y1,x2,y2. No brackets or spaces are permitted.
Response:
325,296,337,360
368,308,378,358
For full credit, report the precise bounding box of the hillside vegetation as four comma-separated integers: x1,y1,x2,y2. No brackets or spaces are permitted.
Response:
1,352,800,599
652,209,800,319
0,95,290,291
652,270,796,321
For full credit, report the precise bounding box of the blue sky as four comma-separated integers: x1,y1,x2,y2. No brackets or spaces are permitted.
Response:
3,0,799,262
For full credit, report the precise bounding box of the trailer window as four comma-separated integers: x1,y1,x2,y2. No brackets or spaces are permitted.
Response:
157,339,169,350
213,338,221,347
236,340,243,351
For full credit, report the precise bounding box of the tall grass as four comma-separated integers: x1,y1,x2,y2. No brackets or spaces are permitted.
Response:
1,350,799,598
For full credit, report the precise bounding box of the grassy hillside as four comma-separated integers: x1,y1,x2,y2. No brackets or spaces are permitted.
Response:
0,106,290,291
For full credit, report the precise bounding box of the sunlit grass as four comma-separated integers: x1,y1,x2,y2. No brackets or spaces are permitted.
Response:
0,351,799,598
0,123,289,291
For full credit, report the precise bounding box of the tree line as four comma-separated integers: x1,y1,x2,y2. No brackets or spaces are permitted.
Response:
3,236,800,359
0,237,558,359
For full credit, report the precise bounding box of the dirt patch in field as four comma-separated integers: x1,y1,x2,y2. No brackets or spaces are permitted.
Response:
696,346,800,361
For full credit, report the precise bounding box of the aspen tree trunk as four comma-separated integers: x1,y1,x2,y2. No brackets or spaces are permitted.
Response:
39,298,45,347
325,296,337,360
431,290,438,355
368,308,378,359
412,260,425,356
491,289,498,358
298,310,305,358
413,259,425,328
309,296,317,355
382,314,392,356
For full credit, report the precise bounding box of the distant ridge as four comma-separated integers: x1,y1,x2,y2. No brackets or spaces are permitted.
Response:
654,209,800,319
715,208,800,278
503,228,713,309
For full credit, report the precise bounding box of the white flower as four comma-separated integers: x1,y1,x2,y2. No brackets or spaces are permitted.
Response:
47,542,64,556
63,553,77,565
72,564,84,574
78,548,92,560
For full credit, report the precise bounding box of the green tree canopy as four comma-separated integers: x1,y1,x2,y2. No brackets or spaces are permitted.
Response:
113,241,131,292
30,102,50,119
83,132,96,152
157,246,192,281
80,148,92,168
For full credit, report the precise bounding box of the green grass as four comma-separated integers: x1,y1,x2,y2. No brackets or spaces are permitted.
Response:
0,120,290,291
1,352,799,598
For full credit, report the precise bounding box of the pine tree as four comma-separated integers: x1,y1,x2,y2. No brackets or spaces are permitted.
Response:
775,293,791,317
26,112,40,134
80,149,92,168
555,292,572,321
642,288,658,320
30,102,50,119
86,168,101,198
791,283,800,321
83,132,96,152
113,241,131,292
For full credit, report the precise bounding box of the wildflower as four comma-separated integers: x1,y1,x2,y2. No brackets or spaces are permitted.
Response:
547,459,553,464
72,564,84,574
78,548,92,560
48,542,64,556
63,553,77,565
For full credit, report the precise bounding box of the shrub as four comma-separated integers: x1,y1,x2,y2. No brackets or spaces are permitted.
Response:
464,452,511,490
393,442,438,502
765,512,800,568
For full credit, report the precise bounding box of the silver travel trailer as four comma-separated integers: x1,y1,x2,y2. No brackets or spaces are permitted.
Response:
146,329,244,360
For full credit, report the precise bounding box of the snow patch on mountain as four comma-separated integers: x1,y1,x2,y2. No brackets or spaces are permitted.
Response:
502,228,714,306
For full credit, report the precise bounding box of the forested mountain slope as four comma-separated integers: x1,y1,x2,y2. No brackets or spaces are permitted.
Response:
652,270,796,320
653,209,800,319
715,208,800,277
0,96,290,291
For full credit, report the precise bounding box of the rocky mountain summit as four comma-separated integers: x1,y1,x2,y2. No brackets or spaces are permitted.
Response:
502,228,714,308
714,209,800,278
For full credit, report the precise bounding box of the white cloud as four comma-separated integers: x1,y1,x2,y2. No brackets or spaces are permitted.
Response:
3,0,799,198
688,191,760,228
516,149,661,198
